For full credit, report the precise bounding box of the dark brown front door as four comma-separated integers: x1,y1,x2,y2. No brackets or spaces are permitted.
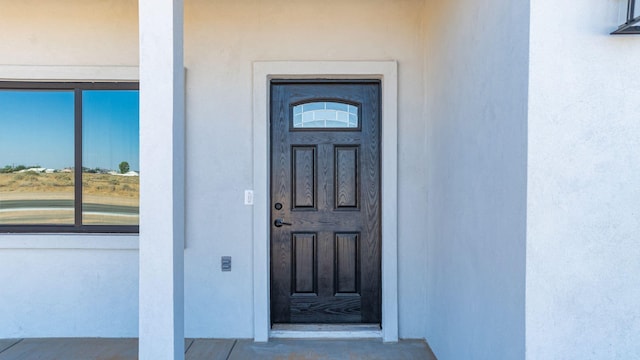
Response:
270,80,381,324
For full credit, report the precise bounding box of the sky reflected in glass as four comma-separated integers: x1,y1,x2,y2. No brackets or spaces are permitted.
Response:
0,90,74,170
0,90,139,172
83,90,139,172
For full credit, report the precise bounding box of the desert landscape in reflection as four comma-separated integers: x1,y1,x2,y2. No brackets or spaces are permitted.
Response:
0,170,139,225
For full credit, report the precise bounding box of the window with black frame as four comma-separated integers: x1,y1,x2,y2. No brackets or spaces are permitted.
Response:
0,82,139,233
612,0,640,34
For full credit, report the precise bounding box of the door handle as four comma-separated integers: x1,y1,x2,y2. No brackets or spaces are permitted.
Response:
274,218,292,227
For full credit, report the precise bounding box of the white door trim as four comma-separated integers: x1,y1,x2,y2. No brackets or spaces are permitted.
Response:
252,61,398,342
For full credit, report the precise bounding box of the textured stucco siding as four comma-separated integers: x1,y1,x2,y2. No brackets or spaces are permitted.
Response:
423,1,529,359
0,0,140,338
527,1,640,358
0,0,429,339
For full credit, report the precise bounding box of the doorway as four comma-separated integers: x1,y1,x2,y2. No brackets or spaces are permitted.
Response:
269,81,381,325
252,61,398,341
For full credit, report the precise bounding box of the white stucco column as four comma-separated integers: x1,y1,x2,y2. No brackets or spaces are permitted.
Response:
138,0,185,359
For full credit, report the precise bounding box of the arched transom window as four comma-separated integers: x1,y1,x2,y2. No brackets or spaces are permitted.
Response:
293,102,358,128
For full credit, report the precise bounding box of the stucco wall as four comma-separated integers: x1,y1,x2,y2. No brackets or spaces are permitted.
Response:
3,1,636,355
0,0,138,66
0,247,139,337
422,1,529,359
0,0,140,338
183,0,427,338
0,0,429,339
527,1,640,358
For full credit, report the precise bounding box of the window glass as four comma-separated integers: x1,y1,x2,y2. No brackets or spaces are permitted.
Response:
0,91,75,225
293,102,358,128
82,90,139,225
0,84,138,232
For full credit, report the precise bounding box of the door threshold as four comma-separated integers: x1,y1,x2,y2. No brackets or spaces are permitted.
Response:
270,324,382,339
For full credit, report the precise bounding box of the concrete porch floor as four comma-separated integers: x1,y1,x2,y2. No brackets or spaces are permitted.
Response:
0,338,436,359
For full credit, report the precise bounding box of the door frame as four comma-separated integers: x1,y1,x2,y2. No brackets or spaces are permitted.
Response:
252,61,398,342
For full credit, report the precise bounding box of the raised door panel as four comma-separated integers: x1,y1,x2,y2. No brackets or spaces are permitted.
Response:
335,146,359,209
335,233,359,294
292,233,317,294
292,146,316,209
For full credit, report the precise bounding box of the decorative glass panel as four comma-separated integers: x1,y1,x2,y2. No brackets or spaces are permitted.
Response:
293,102,358,128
